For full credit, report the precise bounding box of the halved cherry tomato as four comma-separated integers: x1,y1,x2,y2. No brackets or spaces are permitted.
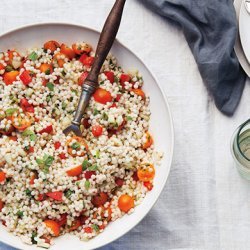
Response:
93,88,112,104
39,63,53,75
100,205,112,221
59,153,67,160
46,191,63,201
11,113,32,131
143,181,153,191
137,164,155,182
26,146,34,154
67,136,88,157
44,220,60,236
0,124,15,136
80,56,94,67
44,40,60,53
104,71,114,83
0,63,5,73
53,53,65,68
0,199,4,212
72,43,92,55
3,71,19,85
66,165,83,177
115,177,124,187
29,171,38,185
57,214,67,227
39,125,53,134
82,118,90,129
84,226,93,233
131,88,146,100
142,132,153,149
54,141,61,150
69,218,81,232
92,125,103,137
91,192,109,207
78,72,88,86
60,44,75,59
41,236,51,244
120,74,131,87
20,70,32,85
9,136,17,141
84,171,95,180
0,171,6,184
109,103,117,109
118,194,134,213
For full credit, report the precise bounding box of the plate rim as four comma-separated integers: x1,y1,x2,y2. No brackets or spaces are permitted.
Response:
239,0,250,64
0,22,174,250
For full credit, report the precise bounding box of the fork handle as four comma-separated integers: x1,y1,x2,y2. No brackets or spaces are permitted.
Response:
72,0,126,125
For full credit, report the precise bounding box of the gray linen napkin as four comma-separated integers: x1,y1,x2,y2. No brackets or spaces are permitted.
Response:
140,0,246,116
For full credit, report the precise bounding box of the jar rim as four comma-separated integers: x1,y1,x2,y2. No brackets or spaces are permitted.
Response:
237,118,250,162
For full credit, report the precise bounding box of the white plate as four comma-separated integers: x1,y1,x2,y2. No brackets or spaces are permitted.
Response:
0,23,174,250
239,0,250,64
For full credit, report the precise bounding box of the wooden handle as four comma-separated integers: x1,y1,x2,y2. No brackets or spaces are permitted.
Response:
86,0,126,85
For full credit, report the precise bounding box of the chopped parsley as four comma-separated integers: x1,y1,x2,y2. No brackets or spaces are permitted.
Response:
93,108,100,116
84,180,90,189
92,224,99,232
65,189,73,198
25,189,32,197
5,65,13,72
28,51,38,61
102,112,108,121
71,142,80,150
88,164,99,171
45,68,51,75
82,160,91,170
36,154,54,173
46,82,54,91
5,108,18,117
16,211,24,218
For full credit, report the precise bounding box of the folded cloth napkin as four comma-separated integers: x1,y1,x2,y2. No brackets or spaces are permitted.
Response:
140,0,246,116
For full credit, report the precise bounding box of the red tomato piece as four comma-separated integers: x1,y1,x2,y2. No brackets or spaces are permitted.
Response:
36,194,45,201
0,199,4,212
39,125,53,134
91,192,109,207
3,71,19,85
115,94,122,102
81,56,94,67
82,118,90,129
60,44,76,59
132,171,139,181
104,71,114,83
29,171,38,185
92,125,103,137
79,54,87,64
84,171,95,180
59,153,67,160
120,74,131,87
0,171,6,184
93,88,112,104
84,227,93,233
9,136,17,141
115,177,124,187
20,70,32,85
44,220,60,236
69,218,81,232
44,40,60,53
20,98,34,113
57,213,67,227
46,191,63,201
78,72,88,86
54,141,61,150
143,181,153,191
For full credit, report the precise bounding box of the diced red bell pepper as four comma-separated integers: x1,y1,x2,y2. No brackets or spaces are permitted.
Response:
20,70,32,85
39,125,53,134
115,94,122,102
132,171,139,181
54,141,61,150
82,118,90,129
115,177,124,187
20,98,34,113
78,72,88,86
46,191,63,201
59,153,67,160
84,227,93,233
37,194,45,201
80,56,94,67
104,71,114,83
143,181,153,191
57,213,67,227
84,171,95,180
120,74,131,88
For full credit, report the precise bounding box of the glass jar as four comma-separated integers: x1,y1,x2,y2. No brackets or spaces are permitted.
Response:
231,119,250,180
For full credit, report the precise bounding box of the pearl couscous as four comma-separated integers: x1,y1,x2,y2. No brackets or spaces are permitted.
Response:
0,40,162,248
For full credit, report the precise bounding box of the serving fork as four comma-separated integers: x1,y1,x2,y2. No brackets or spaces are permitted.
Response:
63,0,126,136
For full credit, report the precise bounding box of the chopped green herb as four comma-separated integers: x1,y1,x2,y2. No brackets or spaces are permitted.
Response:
93,108,100,116
25,189,32,197
102,113,108,121
16,211,24,218
61,70,66,76
36,158,44,165
126,116,133,121
5,65,13,72
28,51,38,61
84,180,90,189
82,160,91,170
71,89,78,95
99,81,104,85
24,145,30,151
30,134,37,142
5,108,18,117
62,102,67,110
88,164,99,171
31,232,38,244
36,154,54,173
46,82,54,91
92,224,99,232
65,189,73,198
45,68,51,75
94,150,100,159
114,76,119,83
71,142,80,150
22,129,34,136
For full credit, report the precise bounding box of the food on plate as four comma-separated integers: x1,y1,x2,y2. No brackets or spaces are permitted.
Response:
0,41,162,248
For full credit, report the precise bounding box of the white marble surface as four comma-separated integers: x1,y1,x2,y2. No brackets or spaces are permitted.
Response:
1,0,250,249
